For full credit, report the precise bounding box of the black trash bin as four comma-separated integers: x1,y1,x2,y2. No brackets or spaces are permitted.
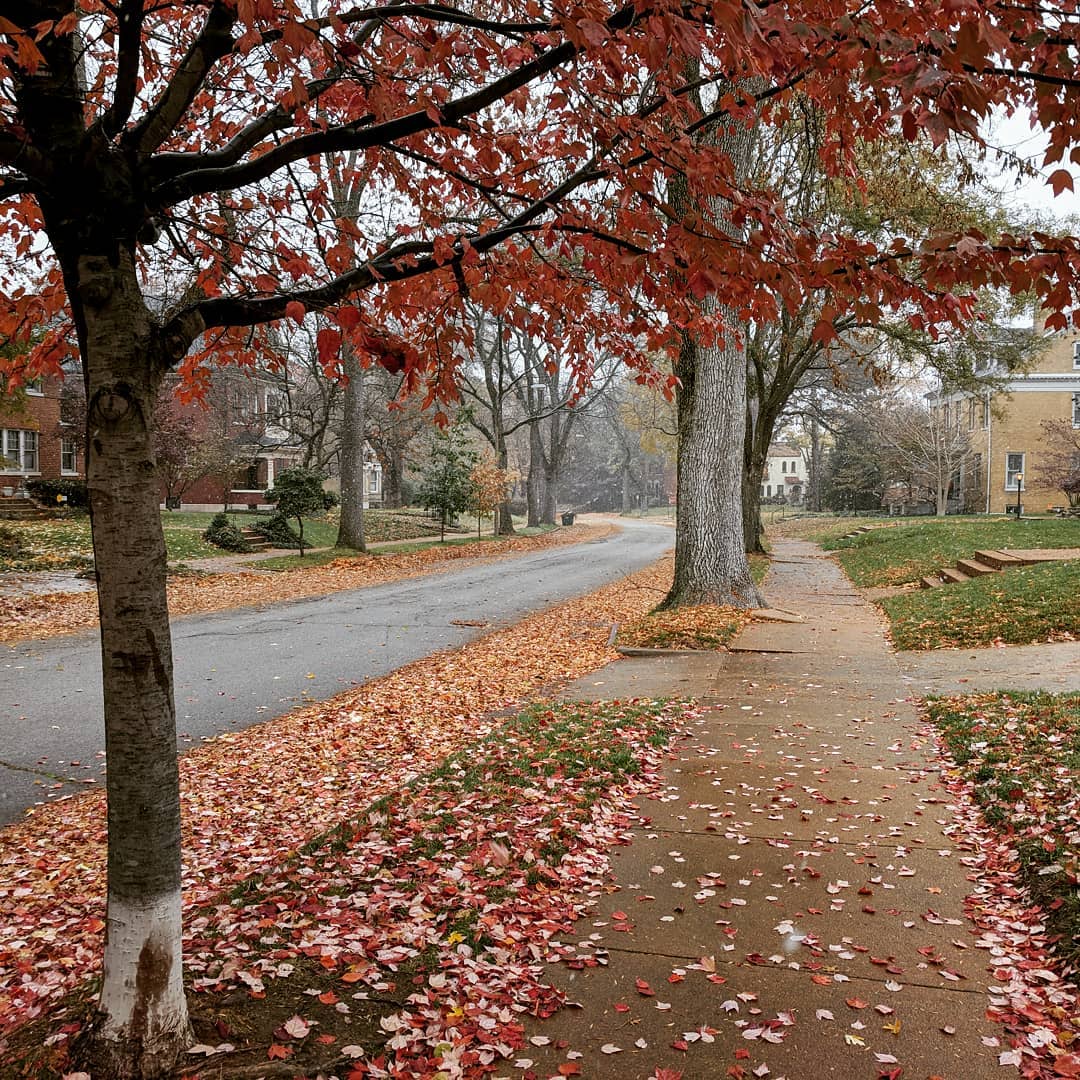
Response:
561,511,576,526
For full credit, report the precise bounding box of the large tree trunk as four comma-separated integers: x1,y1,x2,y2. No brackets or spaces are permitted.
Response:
662,78,764,610
621,456,634,514
76,253,191,1077
336,352,367,550
542,460,558,524
663,325,764,609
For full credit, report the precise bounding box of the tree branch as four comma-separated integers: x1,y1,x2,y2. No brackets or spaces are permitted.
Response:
99,0,145,139
126,2,238,155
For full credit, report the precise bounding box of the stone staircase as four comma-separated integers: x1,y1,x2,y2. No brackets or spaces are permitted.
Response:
239,527,274,552
919,549,1035,589
0,494,56,521
838,523,892,541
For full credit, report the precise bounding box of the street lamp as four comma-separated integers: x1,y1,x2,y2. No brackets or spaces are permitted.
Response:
1015,472,1023,519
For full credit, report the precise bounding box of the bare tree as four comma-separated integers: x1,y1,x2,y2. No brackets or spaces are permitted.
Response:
1035,418,1080,508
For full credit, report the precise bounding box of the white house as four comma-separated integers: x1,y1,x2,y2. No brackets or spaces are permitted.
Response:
761,443,807,503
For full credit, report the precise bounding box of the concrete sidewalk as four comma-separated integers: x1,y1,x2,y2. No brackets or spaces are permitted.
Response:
521,538,1000,1078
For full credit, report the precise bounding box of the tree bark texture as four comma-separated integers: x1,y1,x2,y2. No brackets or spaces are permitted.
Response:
741,406,770,555
526,421,543,527
336,352,367,551
77,253,192,1077
662,94,764,610
494,435,515,535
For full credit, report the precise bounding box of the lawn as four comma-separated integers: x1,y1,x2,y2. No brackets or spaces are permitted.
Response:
819,516,1080,587
0,508,454,572
882,560,1080,650
927,692,1080,971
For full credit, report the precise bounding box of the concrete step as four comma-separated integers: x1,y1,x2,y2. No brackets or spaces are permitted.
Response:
939,567,970,585
919,574,943,589
955,558,997,578
239,528,274,551
0,508,53,520
973,549,1024,570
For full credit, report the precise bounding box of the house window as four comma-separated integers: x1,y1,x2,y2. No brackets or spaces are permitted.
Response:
367,470,380,495
1,429,39,472
25,378,43,396
982,397,990,428
1073,341,1080,369
780,460,786,473
1005,452,1025,490
766,484,772,497
760,484,765,496
970,453,982,494
1073,393,1080,428
61,437,77,475
943,402,949,428
968,399,976,430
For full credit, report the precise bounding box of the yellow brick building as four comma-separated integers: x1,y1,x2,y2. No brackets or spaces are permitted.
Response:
936,329,1080,513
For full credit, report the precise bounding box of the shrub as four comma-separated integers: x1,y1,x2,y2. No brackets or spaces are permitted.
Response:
250,513,301,548
26,477,89,509
321,489,340,511
202,512,251,552
0,525,26,557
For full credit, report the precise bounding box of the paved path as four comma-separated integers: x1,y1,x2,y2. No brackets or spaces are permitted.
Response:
523,538,1002,1079
0,519,671,824
897,638,1080,695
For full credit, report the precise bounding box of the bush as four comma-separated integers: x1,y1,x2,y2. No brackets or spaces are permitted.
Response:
322,489,340,511
202,512,251,552
26,477,89,509
250,513,301,548
0,525,26,557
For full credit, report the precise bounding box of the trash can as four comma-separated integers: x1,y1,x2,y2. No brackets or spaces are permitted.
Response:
561,511,576,526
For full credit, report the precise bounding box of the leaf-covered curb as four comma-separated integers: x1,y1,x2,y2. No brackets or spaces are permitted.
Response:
928,693,1080,1077
0,522,614,644
0,554,671,1046
617,603,749,650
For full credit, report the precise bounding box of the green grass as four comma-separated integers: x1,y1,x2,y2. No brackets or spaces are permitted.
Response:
819,516,1080,587
882,559,1080,650
0,508,463,572
927,692,1080,970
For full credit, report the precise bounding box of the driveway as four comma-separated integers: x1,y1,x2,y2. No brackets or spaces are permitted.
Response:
0,518,673,824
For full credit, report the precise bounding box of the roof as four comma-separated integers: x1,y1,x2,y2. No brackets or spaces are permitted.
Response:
767,444,801,457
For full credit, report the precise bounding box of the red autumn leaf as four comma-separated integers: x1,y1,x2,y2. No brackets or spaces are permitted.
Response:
267,1043,292,1060
635,978,655,996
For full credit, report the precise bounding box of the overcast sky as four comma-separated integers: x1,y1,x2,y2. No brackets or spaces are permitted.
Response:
986,109,1079,224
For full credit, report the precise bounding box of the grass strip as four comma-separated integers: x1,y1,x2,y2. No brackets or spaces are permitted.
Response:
927,692,1080,972
882,560,1080,649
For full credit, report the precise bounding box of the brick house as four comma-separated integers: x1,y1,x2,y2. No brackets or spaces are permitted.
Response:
931,326,1080,514
0,371,83,491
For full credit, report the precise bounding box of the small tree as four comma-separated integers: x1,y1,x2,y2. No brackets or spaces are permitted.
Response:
470,457,509,537
1036,419,1080,507
419,430,479,541
264,467,326,557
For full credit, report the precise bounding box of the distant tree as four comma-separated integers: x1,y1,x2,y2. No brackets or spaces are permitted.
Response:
419,430,479,541
154,396,202,507
470,457,509,538
264,468,326,557
822,412,888,512
1036,419,1080,508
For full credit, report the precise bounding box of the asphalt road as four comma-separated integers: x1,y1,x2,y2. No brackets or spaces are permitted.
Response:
0,519,672,824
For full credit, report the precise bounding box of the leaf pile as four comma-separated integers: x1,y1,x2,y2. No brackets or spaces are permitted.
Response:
177,700,684,1079
0,552,671,1046
0,523,612,644
930,692,1080,1077
617,603,749,650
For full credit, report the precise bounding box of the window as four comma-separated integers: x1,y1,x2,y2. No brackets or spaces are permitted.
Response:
766,484,772,497
943,402,949,428
760,484,765,496
1073,393,1080,428
25,378,43,396
367,469,380,494
61,437,77,475
0,429,39,472
1005,452,1025,490
970,453,982,494
982,397,990,428
1073,341,1080,369
968,399,976,430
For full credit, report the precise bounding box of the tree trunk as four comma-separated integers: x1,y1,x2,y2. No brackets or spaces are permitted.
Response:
383,446,404,508
742,408,769,554
76,253,191,1077
494,437,515,535
663,324,764,609
336,353,367,551
621,457,633,514
542,460,558,524
662,78,764,611
526,421,543,527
